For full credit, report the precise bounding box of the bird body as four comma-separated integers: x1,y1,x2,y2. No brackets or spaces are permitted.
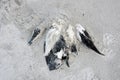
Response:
44,21,70,70
64,24,78,55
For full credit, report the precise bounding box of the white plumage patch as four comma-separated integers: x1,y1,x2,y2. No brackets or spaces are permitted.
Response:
66,25,76,43
55,49,64,59
45,28,60,56
76,24,86,41
76,24,85,34
64,24,78,55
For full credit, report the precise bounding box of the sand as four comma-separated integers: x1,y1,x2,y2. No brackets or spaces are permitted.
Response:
0,0,120,80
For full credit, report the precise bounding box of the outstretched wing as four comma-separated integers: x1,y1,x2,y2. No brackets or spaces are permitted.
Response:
76,24,104,56
28,28,40,45
79,31,105,56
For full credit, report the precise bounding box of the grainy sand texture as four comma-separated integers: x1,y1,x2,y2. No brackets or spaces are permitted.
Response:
0,0,120,80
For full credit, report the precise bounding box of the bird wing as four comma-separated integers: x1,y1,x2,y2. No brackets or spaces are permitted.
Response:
44,28,61,56
79,32,105,56
84,30,92,39
28,28,41,45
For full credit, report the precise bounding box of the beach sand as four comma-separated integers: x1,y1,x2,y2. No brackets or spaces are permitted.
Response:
0,0,120,80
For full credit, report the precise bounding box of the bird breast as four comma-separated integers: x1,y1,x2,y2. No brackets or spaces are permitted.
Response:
66,25,76,43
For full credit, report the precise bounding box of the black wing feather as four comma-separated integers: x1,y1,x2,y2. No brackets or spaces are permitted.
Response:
79,32,104,56
28,28,40,45
84,30,91,39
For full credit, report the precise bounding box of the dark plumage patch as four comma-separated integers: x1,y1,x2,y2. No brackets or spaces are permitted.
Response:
66,56,70,67
71,44,77,53
45,52,58,70
79,32,104,56
28,28,40,45
52,35,66,54
84,30,91,39
45,35,70,70
62,51,70,67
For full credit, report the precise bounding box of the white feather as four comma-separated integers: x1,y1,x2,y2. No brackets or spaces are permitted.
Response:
44,22,63,56
76,30,82,41
66,25,76,43
76,24,86,41
76,24,85,34
55,49,64,59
